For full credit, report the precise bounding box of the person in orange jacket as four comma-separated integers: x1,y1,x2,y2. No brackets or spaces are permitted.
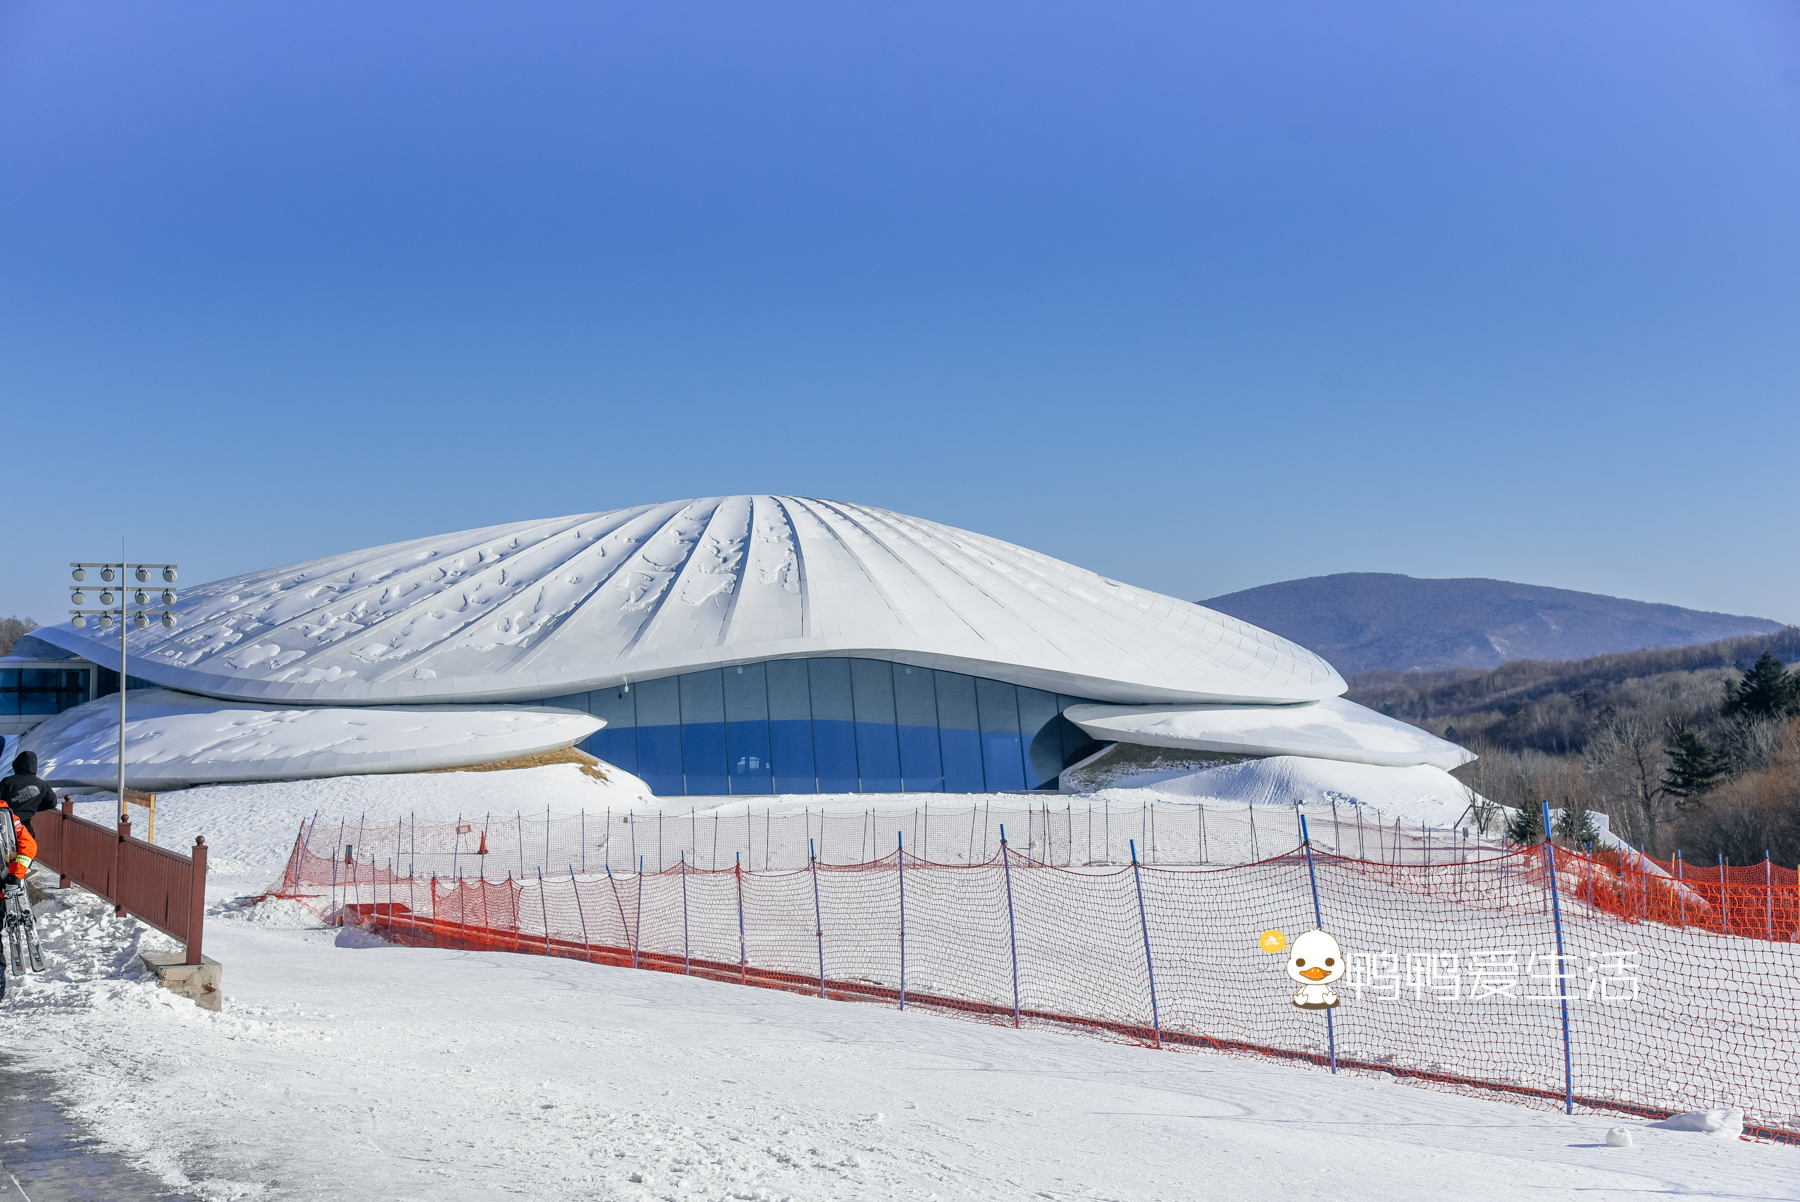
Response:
0,797,36,900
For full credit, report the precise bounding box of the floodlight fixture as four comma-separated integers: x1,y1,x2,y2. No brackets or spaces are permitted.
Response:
99,614,114,630
135,567,149,583
162,590,176,605
162,568,177,583
72,567,86,582
71,591,85,605
100,567,115,583
161,612,175,628
72,614,87,628
99,590,115,606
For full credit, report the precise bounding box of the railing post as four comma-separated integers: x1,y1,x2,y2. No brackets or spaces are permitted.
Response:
681,852,691,976
1540,801,1574,1115
1128,839,1160,1048
1766,852,1774,941
897,831,907,1012
809,839,825,998
634,856,644,970
1000,825,1021,1028
1298,816,1334,1074
114,815,130,918
184,836,207,965
59,795,73,889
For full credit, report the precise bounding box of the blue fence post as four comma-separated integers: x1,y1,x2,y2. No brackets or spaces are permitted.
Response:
898,831,908,1011
680,851,691,975
536,867,551,957
569,865,591,962
1298,816,1336,1074
605,864,635,969
1129,839,1161,1048
810,838,826,998
1540,801,1575,1116
734,852,747,985
1720,853,1730,935
1000,825,1021,1028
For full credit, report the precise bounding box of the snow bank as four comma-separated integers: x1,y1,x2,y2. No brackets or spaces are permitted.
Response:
0,874,1785,1201
23,688,603,788
1065,695,1473,769
1083,755,1483,830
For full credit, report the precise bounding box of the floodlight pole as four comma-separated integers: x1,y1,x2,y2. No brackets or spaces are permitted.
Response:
68,552,178,824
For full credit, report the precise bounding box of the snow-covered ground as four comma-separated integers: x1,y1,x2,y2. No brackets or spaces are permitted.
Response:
3,884,1792,1201
0,767,1790,1200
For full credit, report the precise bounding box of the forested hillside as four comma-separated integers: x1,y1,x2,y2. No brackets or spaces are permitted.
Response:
1347,628,1800,865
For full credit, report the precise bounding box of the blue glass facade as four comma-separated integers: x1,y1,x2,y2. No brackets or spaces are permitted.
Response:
0,668,90,717
542,657,1104,797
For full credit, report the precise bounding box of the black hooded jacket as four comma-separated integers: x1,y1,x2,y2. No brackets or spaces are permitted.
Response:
0,752,56,831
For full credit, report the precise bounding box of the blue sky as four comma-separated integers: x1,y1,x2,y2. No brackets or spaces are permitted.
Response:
3,1,1797,626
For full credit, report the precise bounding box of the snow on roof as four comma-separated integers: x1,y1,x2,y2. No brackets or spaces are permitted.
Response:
22,689,607,789
1064,695,1474,770
32,497,1345,707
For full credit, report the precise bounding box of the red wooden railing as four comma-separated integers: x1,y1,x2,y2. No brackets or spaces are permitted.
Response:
31,797,208,964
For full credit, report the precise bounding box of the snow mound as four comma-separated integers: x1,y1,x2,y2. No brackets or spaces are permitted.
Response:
1086,755,1482,830
1650,1107,1745,1138
1065,695,1473,770
24,688,603,788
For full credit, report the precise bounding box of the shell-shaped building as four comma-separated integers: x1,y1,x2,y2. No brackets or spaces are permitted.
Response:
21,497,1468,793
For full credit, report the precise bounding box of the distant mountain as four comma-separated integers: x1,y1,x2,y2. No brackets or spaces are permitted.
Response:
1202,573,1785,675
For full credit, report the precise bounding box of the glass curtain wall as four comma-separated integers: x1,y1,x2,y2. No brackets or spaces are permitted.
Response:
556,657,1102,797
0,668,90,717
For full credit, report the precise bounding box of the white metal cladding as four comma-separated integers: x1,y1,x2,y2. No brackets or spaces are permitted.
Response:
31,497,1347,707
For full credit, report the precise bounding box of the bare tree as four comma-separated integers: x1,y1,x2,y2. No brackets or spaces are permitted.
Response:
1585,711,1673,849
0,617,38,657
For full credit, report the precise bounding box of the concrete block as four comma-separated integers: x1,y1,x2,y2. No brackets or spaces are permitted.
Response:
140,952,223,1012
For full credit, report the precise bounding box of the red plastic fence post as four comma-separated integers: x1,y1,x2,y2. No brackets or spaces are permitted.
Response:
1000,826,1020,1028
184,836,207,965
330,819,344,926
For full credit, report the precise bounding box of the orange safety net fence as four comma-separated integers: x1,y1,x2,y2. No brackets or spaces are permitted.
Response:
267,816,1800,1144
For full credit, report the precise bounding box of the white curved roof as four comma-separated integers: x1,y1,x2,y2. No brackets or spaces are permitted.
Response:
1064,696,1473,770
33,496,1346,707
22,689,605,789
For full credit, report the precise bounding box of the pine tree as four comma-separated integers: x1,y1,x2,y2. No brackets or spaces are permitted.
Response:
1723,652,1799,720
1662,727,1731,800
1554,797,1600,847
1506,802,1545,846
